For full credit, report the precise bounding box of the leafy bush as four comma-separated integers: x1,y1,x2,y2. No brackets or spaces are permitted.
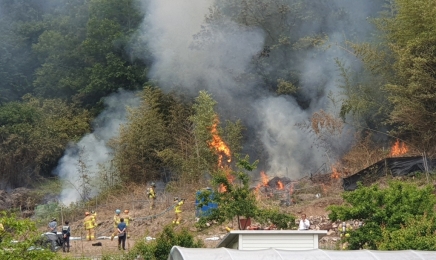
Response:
0,212,59,259
196,155,295,230
255,208,295,230
125,225,203,260
378,214,436,250
328,181,436,249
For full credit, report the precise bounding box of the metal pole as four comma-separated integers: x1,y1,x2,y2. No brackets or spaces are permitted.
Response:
423,152,430,183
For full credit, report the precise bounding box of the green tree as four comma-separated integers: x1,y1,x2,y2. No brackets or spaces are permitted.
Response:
33,0,147,105
158,90,243,184
0,0,45,103
0,96,91,187
328,181,436,249
112,86,170,183
380,0,436,151
32,0,90,99
197,155,294,230
188,91,223,174
340,0,436,152
0,212,58,259
378,214,436,250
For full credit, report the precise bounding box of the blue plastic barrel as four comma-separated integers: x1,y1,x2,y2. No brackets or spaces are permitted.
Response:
195,189,218,217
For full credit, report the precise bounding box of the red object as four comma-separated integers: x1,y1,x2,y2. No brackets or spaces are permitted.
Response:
239,218,251,230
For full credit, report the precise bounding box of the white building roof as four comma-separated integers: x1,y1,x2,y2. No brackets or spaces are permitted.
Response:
168,247,436,260
217,230,327,250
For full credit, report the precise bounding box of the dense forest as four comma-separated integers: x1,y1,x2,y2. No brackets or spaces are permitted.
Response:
0,0,435,203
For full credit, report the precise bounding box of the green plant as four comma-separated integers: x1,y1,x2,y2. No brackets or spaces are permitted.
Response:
255,208,295,229
378,214,436,250
126,225,203,260
328,181,436,249
0,212,60,259
197,155,295,230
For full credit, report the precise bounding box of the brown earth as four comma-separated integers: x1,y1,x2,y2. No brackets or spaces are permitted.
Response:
45,179,344,258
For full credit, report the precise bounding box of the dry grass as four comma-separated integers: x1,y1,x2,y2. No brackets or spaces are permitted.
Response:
46,176,347,258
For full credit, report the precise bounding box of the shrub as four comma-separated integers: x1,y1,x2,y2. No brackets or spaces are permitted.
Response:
378,214,436,250
0,212,59,259
126,225,203,260
196,155,295,230
328,181,436,249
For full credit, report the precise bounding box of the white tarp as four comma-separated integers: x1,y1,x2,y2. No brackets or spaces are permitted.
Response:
168,247,436,260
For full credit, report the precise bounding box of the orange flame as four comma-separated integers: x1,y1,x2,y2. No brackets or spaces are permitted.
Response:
260,171,269,186
218,167,234,193
390,140,408,157
209,117,231,167
331,165,340,179
219,183,227,193
277,180,284,190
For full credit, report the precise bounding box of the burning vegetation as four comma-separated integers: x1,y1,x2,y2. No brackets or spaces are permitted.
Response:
390,140,408,157
208,116,231,168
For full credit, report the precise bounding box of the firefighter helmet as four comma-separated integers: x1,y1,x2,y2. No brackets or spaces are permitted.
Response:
115,209,121,214
151,182,156,187
174,197,179,201
91,210,95,214
85,211,90,216
124,209,129,213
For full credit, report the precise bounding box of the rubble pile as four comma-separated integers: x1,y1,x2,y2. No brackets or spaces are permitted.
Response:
305,215,361,249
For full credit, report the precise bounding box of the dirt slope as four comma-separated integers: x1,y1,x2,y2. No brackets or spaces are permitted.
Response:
51,181,342,258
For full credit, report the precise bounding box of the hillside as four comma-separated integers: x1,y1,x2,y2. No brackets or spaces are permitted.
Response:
42,177,344,258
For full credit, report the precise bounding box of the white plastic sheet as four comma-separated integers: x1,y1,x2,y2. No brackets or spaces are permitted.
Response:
168,247,436,260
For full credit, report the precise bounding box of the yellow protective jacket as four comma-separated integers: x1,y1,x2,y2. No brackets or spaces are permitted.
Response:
91,212,97,223
148,187,156,199
113,214,121,228
175,200,184,213
0,223,4,232
123,214,133,226
84,215,96,230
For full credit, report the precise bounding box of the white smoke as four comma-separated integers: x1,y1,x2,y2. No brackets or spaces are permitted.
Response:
131,0,379,178
138,0,264,96
54,90,140,204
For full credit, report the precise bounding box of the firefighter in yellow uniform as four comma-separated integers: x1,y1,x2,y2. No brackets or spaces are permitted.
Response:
172,197,185,225
123,209,133,238
147,182,157,209
91,210,97,223
111,209,121,241
84,212,96,241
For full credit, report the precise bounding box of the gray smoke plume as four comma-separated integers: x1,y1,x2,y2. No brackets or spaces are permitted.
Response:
133,0,380,178
54,90,140,204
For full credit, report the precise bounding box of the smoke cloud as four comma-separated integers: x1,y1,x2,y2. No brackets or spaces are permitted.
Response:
54,90,140,204
133,0,381,178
